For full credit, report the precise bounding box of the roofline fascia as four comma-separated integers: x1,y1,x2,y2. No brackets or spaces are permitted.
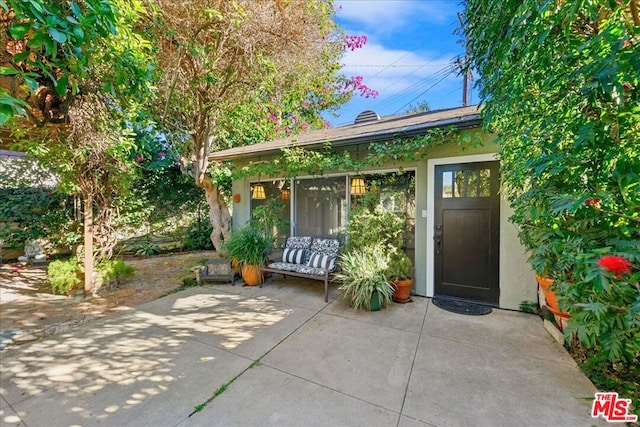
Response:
209,114,482,161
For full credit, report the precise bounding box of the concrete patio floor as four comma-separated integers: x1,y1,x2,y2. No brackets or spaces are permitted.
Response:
0,277,616,426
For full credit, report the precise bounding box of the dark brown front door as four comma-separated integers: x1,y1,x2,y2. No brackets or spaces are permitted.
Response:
434,161,500,305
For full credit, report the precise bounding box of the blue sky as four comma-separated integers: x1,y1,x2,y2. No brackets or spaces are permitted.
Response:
328,0,477,126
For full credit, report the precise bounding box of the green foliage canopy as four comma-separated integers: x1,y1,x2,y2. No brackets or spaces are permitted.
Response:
463,0,639,368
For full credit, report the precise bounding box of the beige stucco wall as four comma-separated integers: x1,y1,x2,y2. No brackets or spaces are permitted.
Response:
229,132,537,310
499,202,537,310
231,176,251,230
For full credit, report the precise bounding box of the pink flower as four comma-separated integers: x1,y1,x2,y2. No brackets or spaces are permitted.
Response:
597,255,632,278
158,151,166,159
344,35,368,51
136,155,144,163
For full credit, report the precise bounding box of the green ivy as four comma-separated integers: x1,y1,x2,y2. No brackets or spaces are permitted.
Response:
463,0,640,393
0,187,78,249
228,127,484,181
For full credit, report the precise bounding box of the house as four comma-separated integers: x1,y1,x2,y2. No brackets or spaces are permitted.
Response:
209,105,535,310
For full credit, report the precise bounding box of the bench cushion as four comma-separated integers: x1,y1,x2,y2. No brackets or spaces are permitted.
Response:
267,262,300,272
282,247,308,264
307,252,337,272
266,262,326,276
309,238,340,256
293,265,329,276
285,236,313,250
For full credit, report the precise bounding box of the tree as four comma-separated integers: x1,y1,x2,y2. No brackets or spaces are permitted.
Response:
463,0,639,369
404,100,430,114
152,0,371,250
1,0,155,294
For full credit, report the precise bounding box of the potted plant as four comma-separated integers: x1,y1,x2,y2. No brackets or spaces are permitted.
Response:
534,274,570,330
335,245,394,311
386,249,413,303
224,226,272,286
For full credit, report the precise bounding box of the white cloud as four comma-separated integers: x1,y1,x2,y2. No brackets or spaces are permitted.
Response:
341,42,457,96
330,42,467,124
336,0,456,30
327,0,473,125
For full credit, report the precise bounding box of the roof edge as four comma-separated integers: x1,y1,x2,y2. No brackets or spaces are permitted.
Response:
209,106,482,161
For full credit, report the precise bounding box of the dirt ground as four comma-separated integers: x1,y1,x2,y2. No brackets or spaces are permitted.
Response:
0,251,217,349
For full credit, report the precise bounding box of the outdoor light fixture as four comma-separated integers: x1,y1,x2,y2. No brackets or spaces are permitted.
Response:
350,177,366,196
251,184,266,200
280,188,290,201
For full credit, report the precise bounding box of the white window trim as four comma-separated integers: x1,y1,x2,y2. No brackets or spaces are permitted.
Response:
425,153,499,298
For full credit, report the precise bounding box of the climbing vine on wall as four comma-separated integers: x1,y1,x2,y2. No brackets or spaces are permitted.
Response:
228,127,486,180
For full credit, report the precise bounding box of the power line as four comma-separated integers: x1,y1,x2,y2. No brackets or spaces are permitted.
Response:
392,68,455,114
373,63,454,111
367,52,410,79
369,60,433,96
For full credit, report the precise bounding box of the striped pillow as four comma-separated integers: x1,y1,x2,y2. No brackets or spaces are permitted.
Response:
307,251,337,272
282,248,307,264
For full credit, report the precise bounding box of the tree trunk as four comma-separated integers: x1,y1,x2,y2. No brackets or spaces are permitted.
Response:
83,191,94,295
201,178,231,252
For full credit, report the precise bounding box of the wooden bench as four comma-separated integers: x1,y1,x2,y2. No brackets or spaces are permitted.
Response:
260,237,340,302
197,258,235,286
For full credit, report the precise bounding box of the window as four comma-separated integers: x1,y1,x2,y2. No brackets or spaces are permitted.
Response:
294,177,347,238
248,171,416,252
352,172,416,251
250,179,291,247
442,169,491,198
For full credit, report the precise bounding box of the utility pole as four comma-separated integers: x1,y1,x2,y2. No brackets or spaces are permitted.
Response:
457,13,472,107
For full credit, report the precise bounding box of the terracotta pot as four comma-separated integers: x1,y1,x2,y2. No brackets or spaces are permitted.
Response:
391,277,413,303
241,264,261,286
535,275,570,329
231,258,241,272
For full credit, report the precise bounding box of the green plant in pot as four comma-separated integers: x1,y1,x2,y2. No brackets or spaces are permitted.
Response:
386,249,414,303
251,199,289,248
335,244,394,311
224,226,272,286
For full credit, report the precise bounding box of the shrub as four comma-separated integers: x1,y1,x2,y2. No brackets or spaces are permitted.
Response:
346,204,403,253
182,277,198,287
48,259,81,295
250,200,289,248
135,242,161,256
96,259,134,287
386,249,413,281
561,251,639,364
224,226,272,266
336,245,394,311
183,222,214,251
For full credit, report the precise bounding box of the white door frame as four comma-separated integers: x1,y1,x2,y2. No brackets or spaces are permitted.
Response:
425,153,499,297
